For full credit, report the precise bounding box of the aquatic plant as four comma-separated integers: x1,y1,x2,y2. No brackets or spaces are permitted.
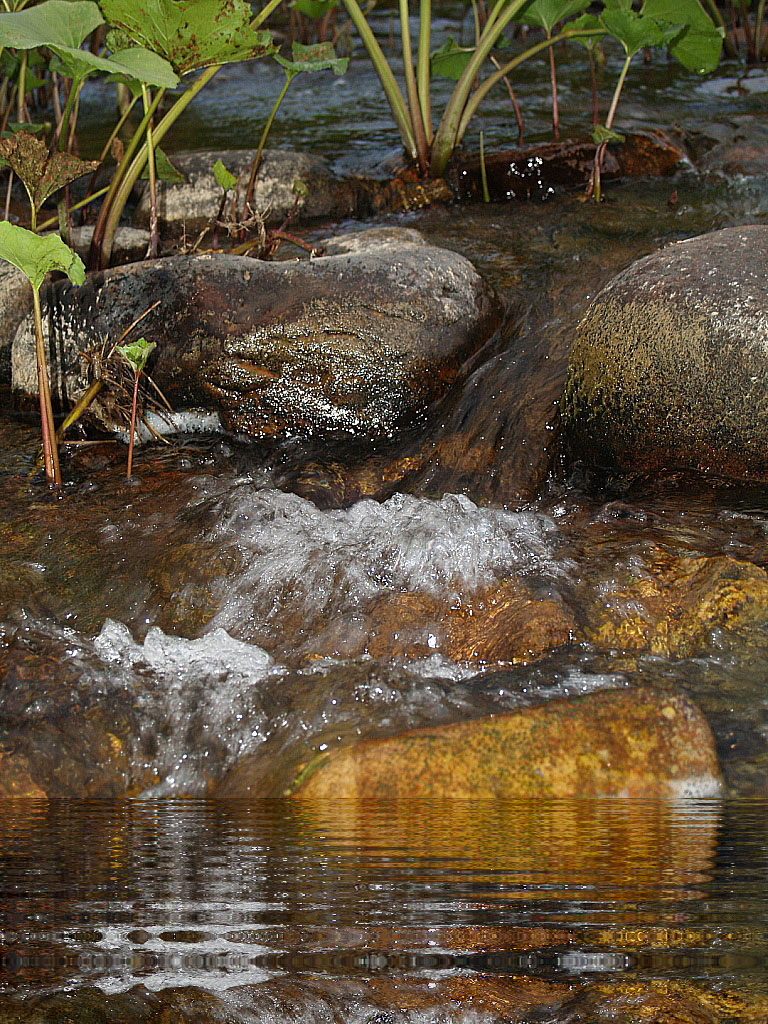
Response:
116,336,156,477
587,0,723,201
340,0,723,178
0,222,85,485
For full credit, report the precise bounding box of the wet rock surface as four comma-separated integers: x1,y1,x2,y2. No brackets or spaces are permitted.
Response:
10,227,501,440
581,549,768,658
560,224,768,485
134,148,357,233
266,688,722,800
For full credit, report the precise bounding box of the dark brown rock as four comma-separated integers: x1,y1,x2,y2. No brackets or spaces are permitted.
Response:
561,225,768,483
11,229,501,440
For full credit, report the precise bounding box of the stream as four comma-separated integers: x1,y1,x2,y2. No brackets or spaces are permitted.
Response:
2,25,768,1022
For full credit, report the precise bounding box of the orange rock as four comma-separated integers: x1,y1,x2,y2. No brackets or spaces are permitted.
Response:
287,687,722,800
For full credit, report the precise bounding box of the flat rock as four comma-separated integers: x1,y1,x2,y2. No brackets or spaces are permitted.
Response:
560,225,768,484
10,228,501,439
274,687,722,800
134,148,356,233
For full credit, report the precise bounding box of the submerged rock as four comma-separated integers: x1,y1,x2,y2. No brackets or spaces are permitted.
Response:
360,580,574,665
277,687,722,800
560,225,768,484
582,550,768,658
10,228,501,440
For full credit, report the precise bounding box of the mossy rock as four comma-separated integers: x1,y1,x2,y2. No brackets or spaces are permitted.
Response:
561,225,768,484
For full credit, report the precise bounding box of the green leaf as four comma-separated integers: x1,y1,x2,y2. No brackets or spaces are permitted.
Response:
117,337,156,374
139,145,184,182
592,124,624,144
100,0,276,75
600,8,680,57
213,158,237,191
514,0,591,34
50,43,179,88
0,132,99,212
430,38,474,81
0,0,103,50
274,40,348,76
642,0,723,72
292,0,336,19
569,12,606,52
0,221,85,291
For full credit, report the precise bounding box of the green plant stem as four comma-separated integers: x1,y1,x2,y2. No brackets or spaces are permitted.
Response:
89,85,165,267
479,128,489,201
757,0,767,60
32,285,61,486
398,0,429,173
590,52,631,203
416,0,432,145
126,371,139,477
547,33,559,139
604,53,631,132
341,0,416,157
142,83,159,258
244,70,294,210
701,0,737,58
16,47,27,123
442,26,600,177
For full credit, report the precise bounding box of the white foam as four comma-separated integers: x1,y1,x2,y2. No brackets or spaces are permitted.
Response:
207,487,567,638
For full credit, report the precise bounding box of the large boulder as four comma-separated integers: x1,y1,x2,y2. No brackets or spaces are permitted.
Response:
10,227,501,439
560,225,768,484
232,687,723,800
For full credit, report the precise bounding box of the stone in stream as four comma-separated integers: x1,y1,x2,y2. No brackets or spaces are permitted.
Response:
134,148,358,235
581,549,768,659
560,224,768,485
224,687,722,800
9,227,501,440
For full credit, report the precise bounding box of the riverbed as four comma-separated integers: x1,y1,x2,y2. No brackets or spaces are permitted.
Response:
2,28,768,1021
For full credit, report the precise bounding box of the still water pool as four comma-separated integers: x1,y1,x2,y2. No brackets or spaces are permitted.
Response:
0,798,767,1021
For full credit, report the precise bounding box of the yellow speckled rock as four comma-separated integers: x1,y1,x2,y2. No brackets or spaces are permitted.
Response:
583,549,768,657
287,687,722,800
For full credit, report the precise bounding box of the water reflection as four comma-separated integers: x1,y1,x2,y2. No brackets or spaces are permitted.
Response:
1,799,766,997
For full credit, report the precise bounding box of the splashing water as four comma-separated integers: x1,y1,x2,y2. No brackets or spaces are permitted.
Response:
205,487,567,642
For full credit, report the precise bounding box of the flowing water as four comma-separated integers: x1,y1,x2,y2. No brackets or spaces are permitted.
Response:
3,30,768,1022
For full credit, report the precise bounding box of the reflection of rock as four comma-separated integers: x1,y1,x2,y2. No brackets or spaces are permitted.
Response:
283,688,722,800
560,225,768,484
0,750,45,798
289,797,719,902
562,978,768,1024
10,228,500,440
582,550,768,658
